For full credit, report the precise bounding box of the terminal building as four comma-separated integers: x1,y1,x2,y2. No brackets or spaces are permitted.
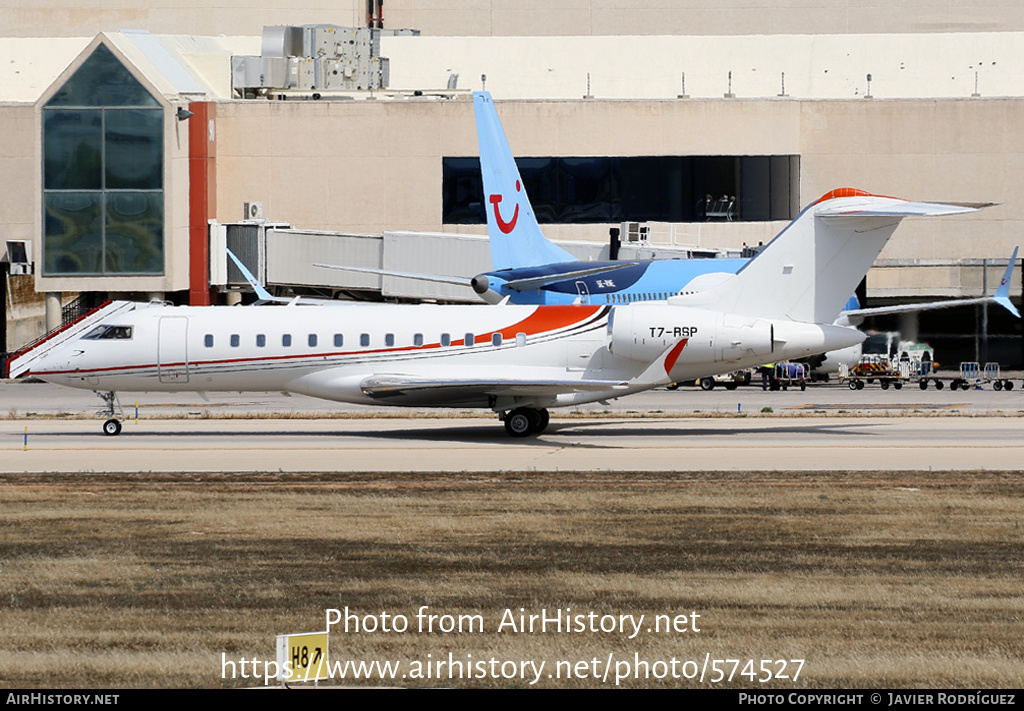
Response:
1,1,1022,367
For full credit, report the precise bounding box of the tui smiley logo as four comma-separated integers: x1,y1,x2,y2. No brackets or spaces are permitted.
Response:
489,180,521,234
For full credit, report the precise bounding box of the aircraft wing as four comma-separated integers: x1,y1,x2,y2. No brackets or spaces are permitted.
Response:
503,262,641,292
359,374,629,406
314,263,473,287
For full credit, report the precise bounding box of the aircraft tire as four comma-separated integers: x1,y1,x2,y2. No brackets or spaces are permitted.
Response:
535,409,550,433
504,408,538,437
103,419,122,437
699,378,715,391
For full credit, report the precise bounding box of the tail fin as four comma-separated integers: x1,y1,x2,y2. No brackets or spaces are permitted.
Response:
473,91,575,270
673,188,981,324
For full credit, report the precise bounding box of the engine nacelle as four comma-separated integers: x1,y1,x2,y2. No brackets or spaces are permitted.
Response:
609,304,773,366
609,304,865,380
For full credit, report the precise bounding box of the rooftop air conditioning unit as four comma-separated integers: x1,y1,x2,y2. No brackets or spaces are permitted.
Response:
5,240,32,274
243,201,264,220
621,222,647,242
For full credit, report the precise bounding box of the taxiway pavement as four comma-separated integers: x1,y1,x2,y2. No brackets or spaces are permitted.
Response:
2,379,1022,473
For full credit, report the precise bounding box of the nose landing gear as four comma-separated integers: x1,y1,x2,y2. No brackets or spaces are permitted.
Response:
96,391,124,436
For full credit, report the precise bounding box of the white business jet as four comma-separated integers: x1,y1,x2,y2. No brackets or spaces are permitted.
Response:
26,189,977,437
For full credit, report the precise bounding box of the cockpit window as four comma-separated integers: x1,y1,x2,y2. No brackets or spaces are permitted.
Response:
82,325,133,340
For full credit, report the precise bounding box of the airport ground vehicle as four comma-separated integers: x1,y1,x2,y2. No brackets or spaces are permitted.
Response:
771,362,809,391
839,359,1018,391
695,369,753,391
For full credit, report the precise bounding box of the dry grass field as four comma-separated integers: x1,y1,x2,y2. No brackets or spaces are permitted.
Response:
1,470,1022,688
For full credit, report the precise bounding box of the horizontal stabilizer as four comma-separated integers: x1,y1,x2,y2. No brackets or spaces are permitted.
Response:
675,188,988,324
504,262,641,292
843,247,1020,320
816,201,983,218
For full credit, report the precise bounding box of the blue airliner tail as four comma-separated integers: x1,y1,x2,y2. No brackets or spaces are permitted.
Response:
474,91,575,271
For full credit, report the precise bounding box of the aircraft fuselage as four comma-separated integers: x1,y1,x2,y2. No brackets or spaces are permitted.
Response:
30,301,863,413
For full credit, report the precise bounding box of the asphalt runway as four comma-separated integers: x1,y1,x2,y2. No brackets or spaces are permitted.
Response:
2,379,1023,473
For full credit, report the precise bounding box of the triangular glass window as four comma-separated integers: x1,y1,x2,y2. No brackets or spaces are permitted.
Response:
46,44,159,108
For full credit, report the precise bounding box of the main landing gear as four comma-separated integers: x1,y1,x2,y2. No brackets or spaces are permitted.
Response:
97,390,124,436
501,407,550,437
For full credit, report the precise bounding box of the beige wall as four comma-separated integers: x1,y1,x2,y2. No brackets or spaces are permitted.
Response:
0,104,38,249
4,1,1024,38
215,95,1023,264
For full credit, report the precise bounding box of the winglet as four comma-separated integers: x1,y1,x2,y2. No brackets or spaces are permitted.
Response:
994,246,1020,318
226,248,275,303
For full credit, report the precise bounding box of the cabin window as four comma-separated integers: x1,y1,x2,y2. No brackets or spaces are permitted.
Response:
82,325,132,340
414,333,424,347
465,333,475,346
385,333,395,347
282,334,292,347
516,332,527,347
308,334,317,347
256,334,266,347
334,334,343,347
230,334,240,347
441,333,451,347
491,333,502,346
360,333,370,347
204,334,213,348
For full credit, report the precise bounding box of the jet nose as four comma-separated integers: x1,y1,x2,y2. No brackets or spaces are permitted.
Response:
25,346,79,379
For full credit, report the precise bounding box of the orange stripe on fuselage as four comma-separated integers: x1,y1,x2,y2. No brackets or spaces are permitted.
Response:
473,305,603,343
